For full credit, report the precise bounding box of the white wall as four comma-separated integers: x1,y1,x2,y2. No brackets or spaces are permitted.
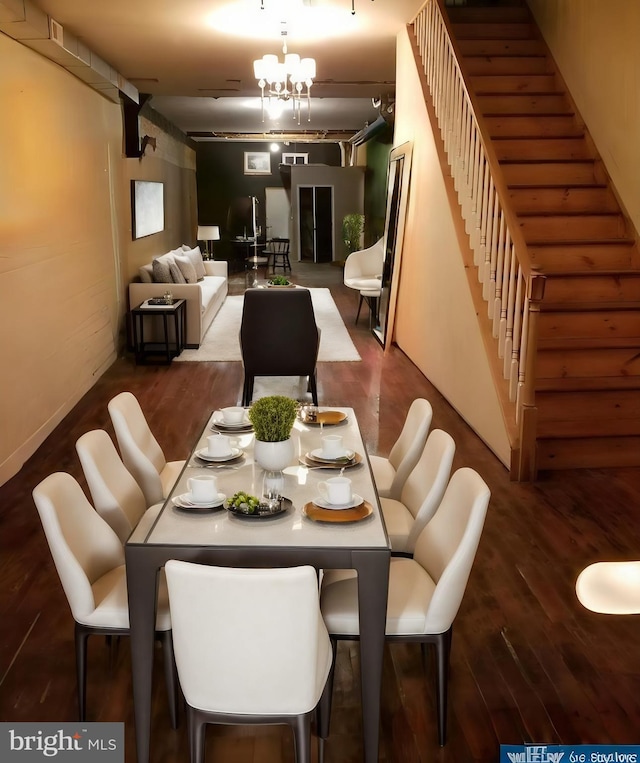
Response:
391,28,511,467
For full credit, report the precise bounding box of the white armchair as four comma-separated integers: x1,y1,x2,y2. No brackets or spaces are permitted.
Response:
343,238,384,325
343,238,384,292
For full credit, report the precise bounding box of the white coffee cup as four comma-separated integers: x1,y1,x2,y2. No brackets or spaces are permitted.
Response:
221,406,246,425
187,475,218,504
318,476,352,506
207,434,232,457
321,434,345,459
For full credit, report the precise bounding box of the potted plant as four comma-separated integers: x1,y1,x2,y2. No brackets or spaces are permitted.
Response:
248,395,298,470
342,213,365,257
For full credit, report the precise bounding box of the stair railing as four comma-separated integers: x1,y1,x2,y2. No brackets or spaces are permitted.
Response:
411,0,546,478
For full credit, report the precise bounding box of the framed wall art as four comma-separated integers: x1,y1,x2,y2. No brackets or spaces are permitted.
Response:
244,151,271,175
131,180,164,239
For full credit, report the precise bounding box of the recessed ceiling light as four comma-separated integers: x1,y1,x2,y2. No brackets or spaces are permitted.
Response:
270,143,280,151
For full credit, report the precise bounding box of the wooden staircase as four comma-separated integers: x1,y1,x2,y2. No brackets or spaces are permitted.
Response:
445,1,640,471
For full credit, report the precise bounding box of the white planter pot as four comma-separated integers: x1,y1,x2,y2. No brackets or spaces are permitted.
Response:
253,438,295,471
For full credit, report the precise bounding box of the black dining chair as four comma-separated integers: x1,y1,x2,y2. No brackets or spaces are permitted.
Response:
240,287,320,406
264,238,292,273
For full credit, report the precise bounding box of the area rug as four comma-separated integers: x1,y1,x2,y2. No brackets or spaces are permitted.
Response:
174,287,361,363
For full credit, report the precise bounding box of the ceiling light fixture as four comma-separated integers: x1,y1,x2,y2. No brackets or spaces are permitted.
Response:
253,22,316,125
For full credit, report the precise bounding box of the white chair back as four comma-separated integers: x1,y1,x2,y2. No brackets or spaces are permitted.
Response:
165,561,332,716
388,398,433,494
343,238,384,286
108,391,166,505
413,467,490,634
32,472,125,623
401,429,456,552
76,429,148,543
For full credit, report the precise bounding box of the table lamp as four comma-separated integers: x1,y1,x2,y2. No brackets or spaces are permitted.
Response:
197,225,220,260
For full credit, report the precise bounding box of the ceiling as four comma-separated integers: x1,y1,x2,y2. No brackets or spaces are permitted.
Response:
30,0,424,139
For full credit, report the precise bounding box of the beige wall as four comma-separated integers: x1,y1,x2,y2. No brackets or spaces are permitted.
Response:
528,0,640,233
391,28,510,466
0,33,196,486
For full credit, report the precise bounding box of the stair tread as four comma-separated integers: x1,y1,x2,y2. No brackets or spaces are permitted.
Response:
528,238,635,245
541,301,640,311
538,337,640,350
517,211,622,218
536,377,640,392
501,158,595,164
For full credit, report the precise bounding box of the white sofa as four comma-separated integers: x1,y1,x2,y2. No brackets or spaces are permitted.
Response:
129,247,228,348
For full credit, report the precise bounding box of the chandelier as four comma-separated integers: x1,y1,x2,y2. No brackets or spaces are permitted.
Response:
253,26,316,125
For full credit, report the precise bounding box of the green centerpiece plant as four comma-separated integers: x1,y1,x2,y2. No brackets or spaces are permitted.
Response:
249,395,299,471
249,395,298,442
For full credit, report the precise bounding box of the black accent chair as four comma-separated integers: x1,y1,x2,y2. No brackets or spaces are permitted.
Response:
240,288,320,406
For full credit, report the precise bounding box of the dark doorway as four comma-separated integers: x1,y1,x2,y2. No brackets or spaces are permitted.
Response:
298,186,333,262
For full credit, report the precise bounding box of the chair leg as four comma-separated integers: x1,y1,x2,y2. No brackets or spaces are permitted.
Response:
188,706,207,763
290,712,312,763
74,623,90,722
317,639,337,740
355,294,364,325
308,372,318,406
242,375,254,407
159,630,179,729
434,628,452,746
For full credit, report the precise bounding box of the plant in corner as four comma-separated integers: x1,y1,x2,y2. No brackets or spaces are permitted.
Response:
248,395,298,471
342,213,365,257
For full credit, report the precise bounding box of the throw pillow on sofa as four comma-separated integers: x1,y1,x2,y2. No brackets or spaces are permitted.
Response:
174,253,198,284
169,260,187,284
183,246,206,281
152,253,175,284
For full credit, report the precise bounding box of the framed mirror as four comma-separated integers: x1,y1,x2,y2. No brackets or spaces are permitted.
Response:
373,142,413,347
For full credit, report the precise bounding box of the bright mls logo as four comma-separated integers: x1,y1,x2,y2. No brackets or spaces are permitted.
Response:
501,745,640,763
1,723,124,762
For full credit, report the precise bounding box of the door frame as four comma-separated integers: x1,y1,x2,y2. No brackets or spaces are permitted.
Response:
297,184,335,263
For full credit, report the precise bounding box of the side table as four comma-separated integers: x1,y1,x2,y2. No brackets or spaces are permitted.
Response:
130,299,186,365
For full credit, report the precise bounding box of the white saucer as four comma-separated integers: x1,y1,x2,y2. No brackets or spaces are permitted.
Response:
313,494,364,511
195,447,241,462
173,492,226,509
310,448,355,463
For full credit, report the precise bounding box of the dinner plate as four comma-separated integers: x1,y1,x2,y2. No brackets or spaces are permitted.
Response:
303,501,373,524
211,414,252,430
309,448,356,464
299,410,348,426
299,452,363,470
226,497,292,519
195,447,242,463
312,494,364,511
172,492,226,511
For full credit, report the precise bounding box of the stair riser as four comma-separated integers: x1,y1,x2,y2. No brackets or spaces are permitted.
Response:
537,437,640,469
448,7,531,24
528,244,635,272
494,138,590,161
485,115,582,137
539,311,640,340
458,39,544,56
537,389,640,421
509,187,618,214
470,74,558,93
479,94,569,114
537,348,640,380
542,274,640,304
463,56,552,75
502,162,597,186
519,215,626,241
452,22,534,40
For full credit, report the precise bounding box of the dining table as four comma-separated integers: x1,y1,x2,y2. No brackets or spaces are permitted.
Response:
125,406,391,763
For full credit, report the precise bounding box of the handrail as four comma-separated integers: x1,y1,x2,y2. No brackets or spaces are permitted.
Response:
410,0,546,476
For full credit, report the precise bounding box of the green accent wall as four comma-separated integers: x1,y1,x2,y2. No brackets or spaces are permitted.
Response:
364,132,393,245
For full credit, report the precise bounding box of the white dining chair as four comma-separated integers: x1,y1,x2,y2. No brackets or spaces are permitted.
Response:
32,472,177,726
381,428,456,555
164,561,333,763
320,467,491,747
370,398,433,500
76,429,163,544
107,391,185,506
576,561,640,615
343,239,384,325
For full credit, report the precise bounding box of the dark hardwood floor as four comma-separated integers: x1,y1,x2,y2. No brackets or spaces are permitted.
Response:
2,262,640,762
